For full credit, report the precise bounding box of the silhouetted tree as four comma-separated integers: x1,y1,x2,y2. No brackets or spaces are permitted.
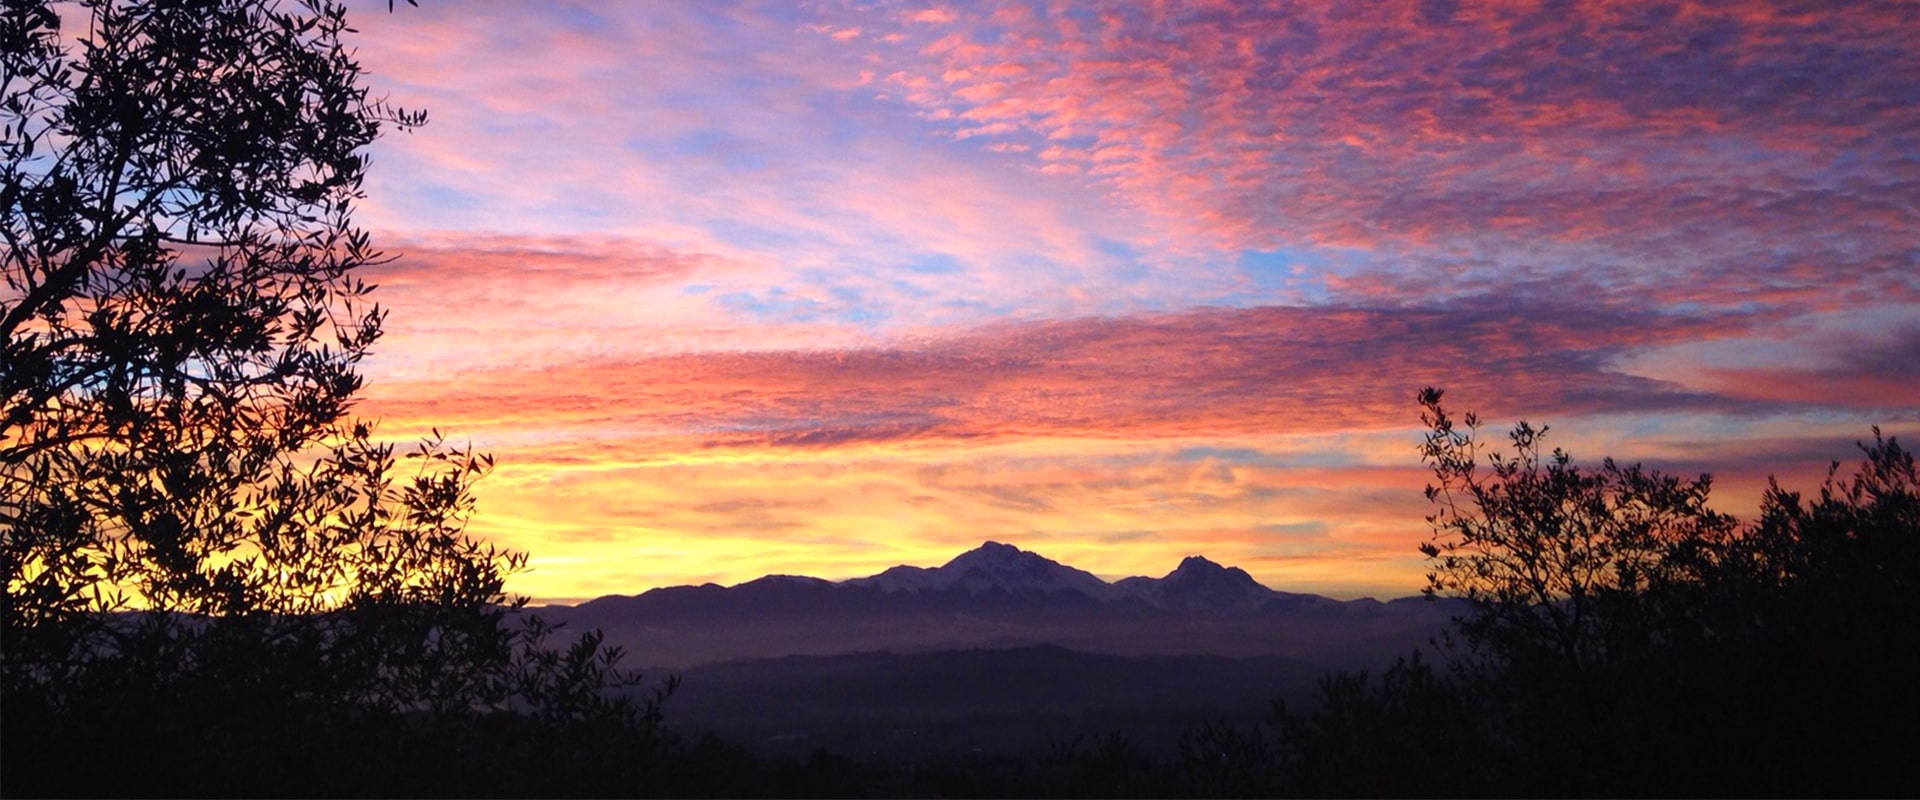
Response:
1037,733,1163,798
2,2,662,794
1416,387,1739,677
4,0,429,650
1175,718,1281,798
1713,428,1920,795
1273,390,1920,796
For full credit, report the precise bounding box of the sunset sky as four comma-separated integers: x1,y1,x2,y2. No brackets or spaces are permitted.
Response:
340,0,1919,603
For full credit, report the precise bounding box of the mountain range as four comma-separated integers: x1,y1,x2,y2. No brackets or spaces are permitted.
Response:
540,541,1460,671
530,541,1465,757
840,540,1322,611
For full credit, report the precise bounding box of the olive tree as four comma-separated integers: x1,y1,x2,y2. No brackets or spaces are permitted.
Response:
0,3,655,779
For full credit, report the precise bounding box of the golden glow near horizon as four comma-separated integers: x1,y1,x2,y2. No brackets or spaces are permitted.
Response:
341,1,1918,602
362,375,1858,602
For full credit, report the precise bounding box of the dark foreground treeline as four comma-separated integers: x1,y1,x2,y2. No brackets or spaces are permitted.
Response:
7,0,1910,792
8,403,1917,797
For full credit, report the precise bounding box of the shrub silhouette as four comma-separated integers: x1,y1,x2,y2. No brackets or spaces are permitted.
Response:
1272,389,1920,796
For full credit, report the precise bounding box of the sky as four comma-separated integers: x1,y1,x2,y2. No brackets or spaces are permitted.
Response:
338,0,1920,603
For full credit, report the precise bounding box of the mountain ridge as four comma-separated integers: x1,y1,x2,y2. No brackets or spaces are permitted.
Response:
543,541,1462,670
567,540,1398,612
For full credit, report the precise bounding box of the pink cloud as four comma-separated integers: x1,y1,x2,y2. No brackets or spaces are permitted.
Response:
321,1,1920,599
358,299,1914,600
363,301,1830,458
905,7,960,25
833,0,1920,309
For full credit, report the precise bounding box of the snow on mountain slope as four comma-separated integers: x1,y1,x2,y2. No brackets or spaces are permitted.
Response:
842,541,1120,600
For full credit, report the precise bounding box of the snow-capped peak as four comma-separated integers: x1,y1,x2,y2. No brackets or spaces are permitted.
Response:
1114,554,1276,611
844,541,1118,599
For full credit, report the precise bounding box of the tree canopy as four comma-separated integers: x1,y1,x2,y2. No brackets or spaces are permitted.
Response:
1272,389,1920,797
2,3,664,795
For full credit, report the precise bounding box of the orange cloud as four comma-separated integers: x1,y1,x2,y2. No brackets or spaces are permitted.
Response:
324,1,1920,604
365,301,1768,455
356,301,1914,603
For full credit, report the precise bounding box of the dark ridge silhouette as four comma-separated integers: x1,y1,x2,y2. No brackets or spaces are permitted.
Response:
655,645,1327,761
541,542,1464,671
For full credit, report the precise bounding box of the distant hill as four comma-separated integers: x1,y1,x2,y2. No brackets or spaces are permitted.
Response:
538,541,1463,671
657,645,1330,760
